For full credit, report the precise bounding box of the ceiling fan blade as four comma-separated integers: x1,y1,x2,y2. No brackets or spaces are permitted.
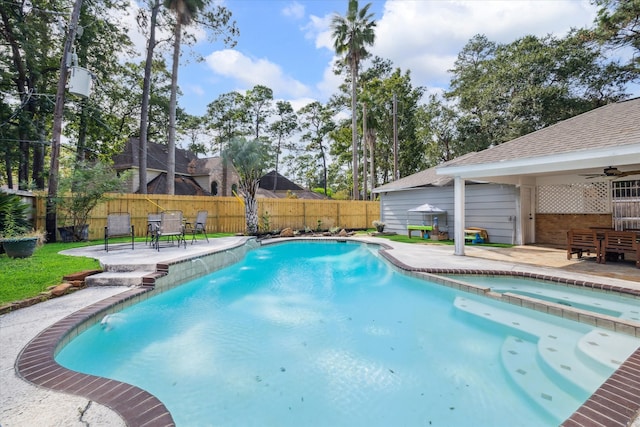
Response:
618,170,640,178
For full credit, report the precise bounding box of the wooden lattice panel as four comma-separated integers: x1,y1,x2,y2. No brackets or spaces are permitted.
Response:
537,182,610,214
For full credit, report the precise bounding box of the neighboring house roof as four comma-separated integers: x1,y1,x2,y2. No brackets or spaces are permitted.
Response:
259,171,304,192
113,139,210,175
145,174,211,196
372,153,480,193
437,97,640,178
258,171,327,199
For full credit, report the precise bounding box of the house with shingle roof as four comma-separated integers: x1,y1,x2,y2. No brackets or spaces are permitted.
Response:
374,97,640,253
113,139,241,196
257,171,327,199
113,140,321,199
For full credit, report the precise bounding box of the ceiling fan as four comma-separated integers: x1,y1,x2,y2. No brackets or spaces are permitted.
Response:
582,166,640,179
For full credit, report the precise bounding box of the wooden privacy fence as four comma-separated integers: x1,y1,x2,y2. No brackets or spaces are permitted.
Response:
34,194,380,241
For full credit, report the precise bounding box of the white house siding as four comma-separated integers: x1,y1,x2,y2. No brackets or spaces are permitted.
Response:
379,183,519,244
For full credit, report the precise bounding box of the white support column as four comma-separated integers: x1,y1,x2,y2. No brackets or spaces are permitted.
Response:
454,175,466,256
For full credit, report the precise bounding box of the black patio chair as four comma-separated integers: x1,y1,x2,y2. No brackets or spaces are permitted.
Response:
186,210,209,244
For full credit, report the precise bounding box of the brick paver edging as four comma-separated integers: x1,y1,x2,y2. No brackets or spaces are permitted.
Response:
15,287,176,427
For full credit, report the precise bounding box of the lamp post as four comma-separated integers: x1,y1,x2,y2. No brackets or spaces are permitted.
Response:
45,0,83,242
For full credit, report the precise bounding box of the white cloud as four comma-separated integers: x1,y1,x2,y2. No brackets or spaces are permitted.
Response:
303,14,333,50
282,1,305,20
205,49,311,98
114,4,145,61
316,57,343,100
373,0,598,90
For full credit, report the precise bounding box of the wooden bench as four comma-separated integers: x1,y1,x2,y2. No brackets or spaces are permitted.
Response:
464,227,489,243
407,225,432,238
600,231,640,268
566,228,599,260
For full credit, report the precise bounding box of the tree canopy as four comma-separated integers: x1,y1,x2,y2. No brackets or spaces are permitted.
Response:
0,0,637,208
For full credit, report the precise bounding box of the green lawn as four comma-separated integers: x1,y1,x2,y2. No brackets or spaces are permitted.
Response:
0,240,101,305
359,230,513,247
0,234,232,306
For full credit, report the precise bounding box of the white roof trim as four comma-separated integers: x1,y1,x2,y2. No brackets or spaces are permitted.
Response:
436,143,640,178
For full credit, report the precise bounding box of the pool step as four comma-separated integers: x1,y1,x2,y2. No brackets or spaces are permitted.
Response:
85,271,149,287
576,329,639,373
453,297,627,395
536,330,606,394
501,336,582,423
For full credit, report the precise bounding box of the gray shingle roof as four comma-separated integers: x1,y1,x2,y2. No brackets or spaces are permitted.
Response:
113,139,206,175
373,152,478,192
439,97,640,169
375,98,640,192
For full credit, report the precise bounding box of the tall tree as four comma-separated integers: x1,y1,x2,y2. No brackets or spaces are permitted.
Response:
331,0,376,200
223,137,269,235
416,94,460,166
64,0,134,162
47,0,84,242
268,100,298,191
164,0,237,194
298,101,336,197
1,0,62,189
164,0,206,195
447,32,634,152
205,91,246,196
591,0,640,71
137,0,163,195
243,84,274,139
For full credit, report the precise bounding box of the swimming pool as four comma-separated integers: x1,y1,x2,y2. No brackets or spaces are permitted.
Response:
55,241,640,426
445,274,640,321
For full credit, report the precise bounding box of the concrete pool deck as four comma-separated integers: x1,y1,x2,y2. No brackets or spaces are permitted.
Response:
1,236,639,426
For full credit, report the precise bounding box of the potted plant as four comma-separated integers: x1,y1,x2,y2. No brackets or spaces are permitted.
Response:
372,220,386,233
0,199,45,258
56,161,130,242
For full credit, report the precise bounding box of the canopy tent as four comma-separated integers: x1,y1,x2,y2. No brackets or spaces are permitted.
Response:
408,203,446,213
407,203,447,226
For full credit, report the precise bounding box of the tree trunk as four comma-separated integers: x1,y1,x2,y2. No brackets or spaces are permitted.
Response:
76,98,89,162
138,1,160,195
4,149,13,189
362,103,367,199
47,0,83,243
167,20,181,196
32,125,45,189
369,130,376,200
351,58,359,200
244,180,259,235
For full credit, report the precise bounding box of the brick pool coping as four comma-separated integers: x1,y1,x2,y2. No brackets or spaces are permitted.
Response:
14,239,640,427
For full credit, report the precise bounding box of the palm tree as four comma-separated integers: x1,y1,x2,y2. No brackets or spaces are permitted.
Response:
164,0,206,194
223,138,270,235
331,0,376,200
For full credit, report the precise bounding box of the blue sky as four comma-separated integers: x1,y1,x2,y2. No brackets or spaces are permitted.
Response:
125,0,634,117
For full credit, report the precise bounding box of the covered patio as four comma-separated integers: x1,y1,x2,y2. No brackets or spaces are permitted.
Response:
434,98,640,257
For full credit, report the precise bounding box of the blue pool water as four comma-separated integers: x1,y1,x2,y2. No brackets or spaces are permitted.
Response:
56,242,640,426
446,275,640,321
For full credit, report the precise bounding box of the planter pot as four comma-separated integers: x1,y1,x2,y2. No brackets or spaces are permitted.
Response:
2,237,38,258
376,225,385,232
